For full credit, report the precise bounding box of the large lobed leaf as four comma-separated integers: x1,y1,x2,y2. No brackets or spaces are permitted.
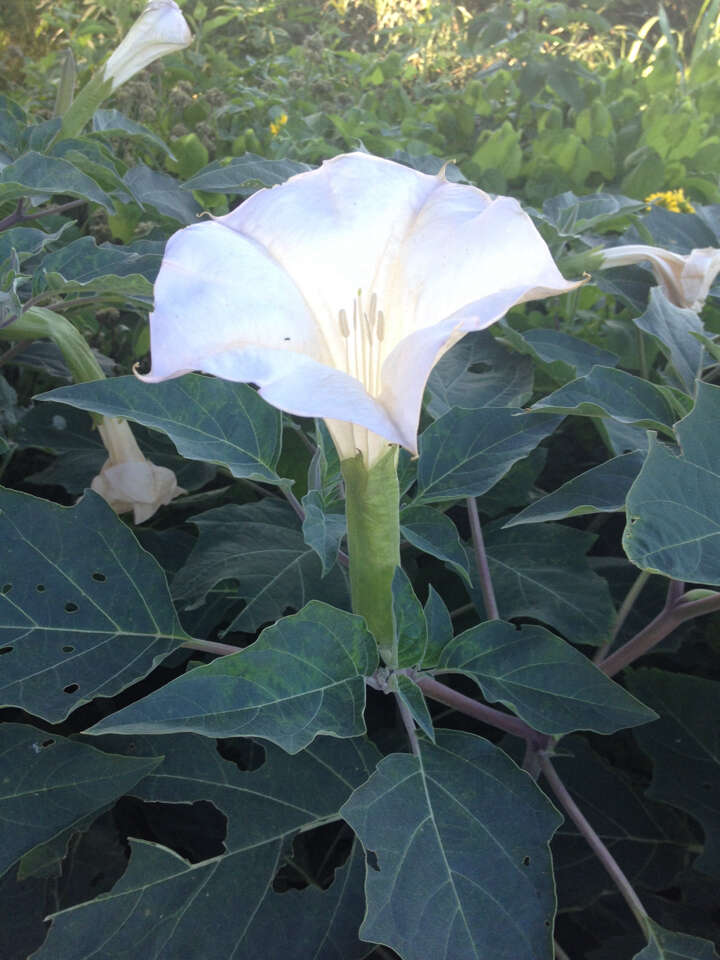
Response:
90,601,378,753
0,488,190,722
341,730,563,960
623,382,720,584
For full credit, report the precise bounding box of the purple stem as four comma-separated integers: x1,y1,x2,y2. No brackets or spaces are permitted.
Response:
467,496,499,619
539,753,648,932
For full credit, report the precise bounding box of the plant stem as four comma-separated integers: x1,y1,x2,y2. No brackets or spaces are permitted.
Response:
182,637,239,656
467,496,499,619
395,692,421,757
598,587,720,676
418,675,544,744
0,197,86,232
593,569,651,664
539,753,648,933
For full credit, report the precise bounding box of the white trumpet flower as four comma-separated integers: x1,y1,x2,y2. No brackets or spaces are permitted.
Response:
91,417,184,524
104,0,192,91
140,152,580,465
600,244,720,313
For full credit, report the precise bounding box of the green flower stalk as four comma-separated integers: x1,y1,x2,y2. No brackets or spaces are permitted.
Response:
56,0,192,142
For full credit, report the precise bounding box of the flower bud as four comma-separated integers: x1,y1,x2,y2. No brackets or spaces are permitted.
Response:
104,1,192,91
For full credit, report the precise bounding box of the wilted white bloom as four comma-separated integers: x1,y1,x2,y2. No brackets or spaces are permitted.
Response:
91,417,184,524
139,152,580,465
600,244,720,313
104,0,192,91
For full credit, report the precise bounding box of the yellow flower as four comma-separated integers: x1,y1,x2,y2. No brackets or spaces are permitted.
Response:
645,189,695,214
269,113,288,137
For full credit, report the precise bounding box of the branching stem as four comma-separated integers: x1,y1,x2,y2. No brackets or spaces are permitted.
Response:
395,692,421,757
593,569,651,664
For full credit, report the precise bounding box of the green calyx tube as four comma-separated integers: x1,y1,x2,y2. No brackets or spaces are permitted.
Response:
341,445,400,666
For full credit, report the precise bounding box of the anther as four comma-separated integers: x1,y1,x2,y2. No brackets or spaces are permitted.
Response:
377,310,385,342
339,308,350,338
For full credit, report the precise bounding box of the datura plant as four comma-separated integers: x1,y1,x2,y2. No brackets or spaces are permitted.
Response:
3,128,720,960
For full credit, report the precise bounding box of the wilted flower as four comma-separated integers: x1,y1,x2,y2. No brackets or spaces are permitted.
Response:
91,417,184,524
600,244,720,313
104,0,192,91
140,152,580,464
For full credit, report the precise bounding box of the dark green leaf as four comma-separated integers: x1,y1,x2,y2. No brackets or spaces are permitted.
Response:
435,620,655,735
90,601,378,752
301,488,346,575
172,500,349,632
541,191,644,235
505,452,645,526
416,406,561,503
0,223,73,267
501,323,619,382
0,724,159,878
36,732,378,959
391,567,428,668
425,330,533,418
341,730,562,960
623,382,720,583
41,374,284,485
627,669,720,878
530,366,680,437
93,109,174,157
33,236,160,299
391,673,435,742
633,288,706,394
400,504,471,585
422,586,453,668
0,488,190,722
124,165,201,223
182,154,312,194
472,524,615,645
634,919,719,959
0,151,114,210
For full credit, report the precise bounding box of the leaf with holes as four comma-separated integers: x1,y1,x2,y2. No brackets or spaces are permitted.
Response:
341,729,562,960
41,374,284,486
0,723,160,879
34,732,378,959
89,601,378,752
626,669,720,879
435,620,655,735
623,382,720,584
0,488,191,721
499,324,619,383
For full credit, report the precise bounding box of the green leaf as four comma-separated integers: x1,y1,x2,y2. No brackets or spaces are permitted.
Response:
0,151,114,210
0,223,73,267
422,586,453,668
0,724,160,879
391,567,428,668
301,488,346,575
36,732,378,959
505,452,645,526
182,154,313,194
391,673,435,742
530,366,680,437
172,500,349,632
541,191,644,235
500,324,619,382
471,524,615,645
634,919,719,959
90,601,378,752
92,109,174,157
425,329,533,418
400,504,471,585
41,374,284,485
340,730,562,960
632,288,706,394
124,165,201,223
416,406,562,504
33,236,160,300
0,488,190,722
626,669,720,878
623,382,720,583
435,620,656,735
